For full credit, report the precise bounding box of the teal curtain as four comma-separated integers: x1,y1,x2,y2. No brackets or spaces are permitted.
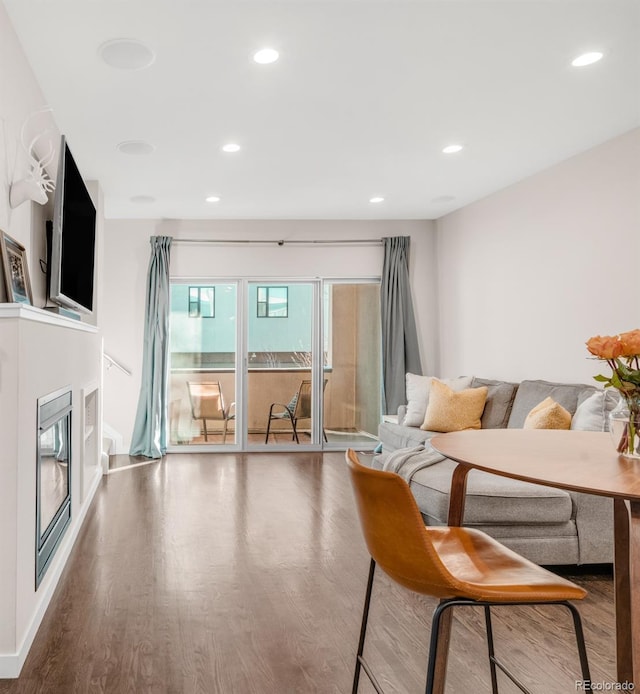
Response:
129,236,172,458
381,236,422,415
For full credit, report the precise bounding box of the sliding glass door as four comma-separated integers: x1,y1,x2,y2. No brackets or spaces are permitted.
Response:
248,281,321,447
168,282,237,446
321,281,381,448
168,277,381,451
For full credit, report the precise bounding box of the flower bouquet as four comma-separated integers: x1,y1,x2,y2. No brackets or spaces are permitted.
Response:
586,329,640,458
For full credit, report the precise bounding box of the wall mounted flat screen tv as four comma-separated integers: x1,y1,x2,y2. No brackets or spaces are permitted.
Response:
48,135,96,314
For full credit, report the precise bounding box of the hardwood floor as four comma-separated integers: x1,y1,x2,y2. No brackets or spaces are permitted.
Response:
1,452,616,693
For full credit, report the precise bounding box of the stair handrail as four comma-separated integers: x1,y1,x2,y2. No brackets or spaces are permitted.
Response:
103,352,132,377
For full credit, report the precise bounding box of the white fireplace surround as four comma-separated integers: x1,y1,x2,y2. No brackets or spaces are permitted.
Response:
0,304,103,677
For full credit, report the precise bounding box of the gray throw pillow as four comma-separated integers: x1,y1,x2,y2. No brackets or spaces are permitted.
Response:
470,378,518,429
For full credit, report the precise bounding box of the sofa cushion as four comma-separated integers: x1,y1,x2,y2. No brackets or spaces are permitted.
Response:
421,380,488,432
523,397,571,430
471,378,519,429
403,374,473,427
408,459,573,526
377,421,436,452
507,380,595,429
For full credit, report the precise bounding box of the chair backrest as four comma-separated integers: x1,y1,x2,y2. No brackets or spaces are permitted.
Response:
291,379,328,420
187,381,226,420
345,448,459,598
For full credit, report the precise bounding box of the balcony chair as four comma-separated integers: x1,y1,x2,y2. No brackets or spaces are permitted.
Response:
265,379,328,443
345,448,591,694
187,381,234,443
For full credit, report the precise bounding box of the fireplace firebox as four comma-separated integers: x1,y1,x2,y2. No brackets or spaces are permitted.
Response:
36,386,72,588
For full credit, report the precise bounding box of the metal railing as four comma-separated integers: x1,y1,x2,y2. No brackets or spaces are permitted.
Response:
103,352,132,376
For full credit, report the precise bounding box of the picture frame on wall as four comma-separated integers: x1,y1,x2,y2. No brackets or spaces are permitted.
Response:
0,230,33,305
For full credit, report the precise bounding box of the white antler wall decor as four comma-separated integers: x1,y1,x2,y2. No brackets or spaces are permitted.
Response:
9,107,56,209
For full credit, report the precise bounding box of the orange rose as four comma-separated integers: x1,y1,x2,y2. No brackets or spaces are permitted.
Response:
586,334,623,360
618,329,640,358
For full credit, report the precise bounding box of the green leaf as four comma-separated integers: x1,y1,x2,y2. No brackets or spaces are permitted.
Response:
610,372,624,390
614,359,640,386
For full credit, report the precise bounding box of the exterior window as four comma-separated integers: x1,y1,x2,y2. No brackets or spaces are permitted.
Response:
188,286,215,317
257,286,288,317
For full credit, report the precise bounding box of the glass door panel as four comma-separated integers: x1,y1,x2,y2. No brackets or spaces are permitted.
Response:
169,282,237,446
322,282,381,449
248,282,318,446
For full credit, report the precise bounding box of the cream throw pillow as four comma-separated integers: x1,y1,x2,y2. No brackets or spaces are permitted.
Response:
420,379,488,432
403,373,474,427
570,391,604,431
570,389,619,432
523,397,571,430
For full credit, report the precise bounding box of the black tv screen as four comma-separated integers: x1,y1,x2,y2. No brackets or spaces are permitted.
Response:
49,135,96,314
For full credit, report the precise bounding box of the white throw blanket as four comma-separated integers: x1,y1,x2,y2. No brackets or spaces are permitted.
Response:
382,443,445,482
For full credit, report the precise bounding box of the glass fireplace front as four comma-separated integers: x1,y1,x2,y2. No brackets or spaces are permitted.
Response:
36,387,72,588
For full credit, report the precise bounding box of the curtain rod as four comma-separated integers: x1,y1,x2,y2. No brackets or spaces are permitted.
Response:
173,238,383,247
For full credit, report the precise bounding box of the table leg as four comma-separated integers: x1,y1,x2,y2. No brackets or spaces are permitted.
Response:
613,498,639,686
430,464,471,694
629,500,640,686
447,463,471,526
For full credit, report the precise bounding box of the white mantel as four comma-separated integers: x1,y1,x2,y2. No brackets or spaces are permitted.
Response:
0,303,98,332
0,306,102,677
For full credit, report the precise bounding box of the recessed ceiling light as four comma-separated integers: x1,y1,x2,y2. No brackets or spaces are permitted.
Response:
369,196,385,203
99,39,155,70
442,144,463,154
117,140,155,155
206,195,221,203
571,51,603,67
130,195,156,204
253,48,279,65
222,143,241,153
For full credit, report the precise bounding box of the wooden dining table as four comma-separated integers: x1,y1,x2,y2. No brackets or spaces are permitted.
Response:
430,429,640,690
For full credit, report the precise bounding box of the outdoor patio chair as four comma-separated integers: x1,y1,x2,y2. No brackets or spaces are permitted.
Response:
187,381,234,443
265,379,328,443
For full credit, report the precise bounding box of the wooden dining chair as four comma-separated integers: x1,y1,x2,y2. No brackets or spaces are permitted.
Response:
345,449,591,694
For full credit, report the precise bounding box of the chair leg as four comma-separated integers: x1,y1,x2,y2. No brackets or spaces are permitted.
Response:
562,601,591,684
353,558,376,694
484,606,499,694
223,419,228,444
202,418,208,442
291,416,300,444
463,600,590,694
425,599,459,694
265,406,274,443
353,591,588,694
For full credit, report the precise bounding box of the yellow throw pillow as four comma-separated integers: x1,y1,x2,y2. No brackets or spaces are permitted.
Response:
523,397,571,430
420,379,488,432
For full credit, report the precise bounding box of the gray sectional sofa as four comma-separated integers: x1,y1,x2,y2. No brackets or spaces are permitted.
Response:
374,377,616,566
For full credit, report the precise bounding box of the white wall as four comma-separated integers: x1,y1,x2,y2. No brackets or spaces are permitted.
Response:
435,127,640,384
102,219,437,448
0,2,59,299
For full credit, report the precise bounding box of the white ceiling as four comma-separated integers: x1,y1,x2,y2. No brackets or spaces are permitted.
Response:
4,0,640,220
